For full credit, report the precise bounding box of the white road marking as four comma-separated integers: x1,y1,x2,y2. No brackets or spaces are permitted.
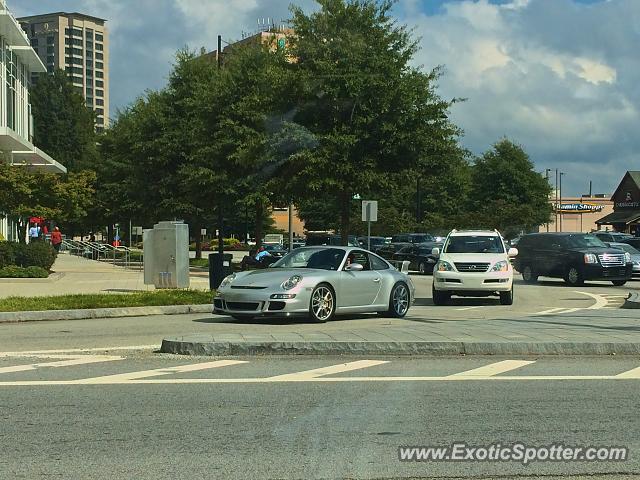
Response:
0,345,157,356
575,291,608,310
0,374,638,386
267,360,389,381
76,359,248,384
534,307,569,316
448,360,535,378
616,367,640,379
0,355,123,374
456,306,482,311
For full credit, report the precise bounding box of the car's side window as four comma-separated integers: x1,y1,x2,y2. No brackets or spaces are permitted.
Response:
369,254,389,270
350,250,371,270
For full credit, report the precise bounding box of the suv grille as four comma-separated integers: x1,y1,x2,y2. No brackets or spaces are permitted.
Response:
454,262,490,272
598,254,625,267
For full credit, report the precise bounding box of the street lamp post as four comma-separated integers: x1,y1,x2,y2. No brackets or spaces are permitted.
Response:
545,169,552,232
559,172,565,233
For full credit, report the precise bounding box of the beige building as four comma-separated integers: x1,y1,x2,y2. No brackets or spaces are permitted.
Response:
545,195,613,233
17,12,109,132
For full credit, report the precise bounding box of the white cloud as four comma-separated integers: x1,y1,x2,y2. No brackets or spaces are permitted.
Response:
405,0,639,195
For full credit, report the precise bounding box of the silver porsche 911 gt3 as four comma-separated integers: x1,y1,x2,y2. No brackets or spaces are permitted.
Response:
213,246,415,322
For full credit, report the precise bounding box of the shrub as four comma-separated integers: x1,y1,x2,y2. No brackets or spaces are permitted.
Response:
0,265,49,278
0,242,15,268
14,242,57,270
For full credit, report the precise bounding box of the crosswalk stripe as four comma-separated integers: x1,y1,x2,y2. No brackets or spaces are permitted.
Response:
0,355,124,374
76,359,248,384
266,360,389,381
448,360,535,378
615,367,640,379
535,307,574,316
0,346,157,356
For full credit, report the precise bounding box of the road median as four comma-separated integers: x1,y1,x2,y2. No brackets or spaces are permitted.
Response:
161,334,640,357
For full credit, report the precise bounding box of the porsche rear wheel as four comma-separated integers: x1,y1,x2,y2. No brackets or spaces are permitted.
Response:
388,282,410,318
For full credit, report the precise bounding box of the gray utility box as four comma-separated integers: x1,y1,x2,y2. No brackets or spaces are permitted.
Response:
143,221,190,289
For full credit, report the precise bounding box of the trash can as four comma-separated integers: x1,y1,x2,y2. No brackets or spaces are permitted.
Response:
209,253,233,290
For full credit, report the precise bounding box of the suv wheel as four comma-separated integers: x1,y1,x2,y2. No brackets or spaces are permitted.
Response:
564,266,584,287
432,284,450,306
612,280,627,286
521,265,538,284
499,287,514,305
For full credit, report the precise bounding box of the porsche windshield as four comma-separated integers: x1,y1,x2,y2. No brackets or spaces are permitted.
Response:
271,248,346,270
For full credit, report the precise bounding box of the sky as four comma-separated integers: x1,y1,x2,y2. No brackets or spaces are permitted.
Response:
12,0,638,196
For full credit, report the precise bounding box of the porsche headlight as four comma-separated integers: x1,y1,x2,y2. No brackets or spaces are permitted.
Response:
219,273,236,288
436,261,454,272
490,260,509,272
281,275,303,290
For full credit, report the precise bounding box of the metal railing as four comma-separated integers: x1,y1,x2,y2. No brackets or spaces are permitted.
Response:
60,239,142,270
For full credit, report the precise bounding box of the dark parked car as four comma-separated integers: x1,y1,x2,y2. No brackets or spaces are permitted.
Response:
357,236,387,252
514,232,633,286
593,231,633,243
622,237,640,250
376,242,411,260
305,234,359,247
392,242,441,274
391,233,434,244
263,243,288,258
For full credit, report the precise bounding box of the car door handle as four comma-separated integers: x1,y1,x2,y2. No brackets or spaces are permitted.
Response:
373,278,381,283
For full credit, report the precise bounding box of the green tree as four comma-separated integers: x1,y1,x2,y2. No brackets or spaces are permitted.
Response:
469,139,552,237
30,69,98,172
288,0,461,244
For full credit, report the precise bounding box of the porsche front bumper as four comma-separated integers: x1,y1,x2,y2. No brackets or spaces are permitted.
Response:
213,288,311,317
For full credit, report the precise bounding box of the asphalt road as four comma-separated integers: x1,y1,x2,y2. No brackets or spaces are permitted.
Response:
1,354,639,479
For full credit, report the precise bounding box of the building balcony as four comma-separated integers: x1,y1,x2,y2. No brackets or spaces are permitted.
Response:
11,45,46,73
11,146,66,174
0,3,31,47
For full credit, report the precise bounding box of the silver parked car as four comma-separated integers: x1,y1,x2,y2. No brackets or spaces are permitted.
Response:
610,242,640,278
213,246,415,322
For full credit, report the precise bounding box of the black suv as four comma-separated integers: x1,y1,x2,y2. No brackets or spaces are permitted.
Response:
391,233,434,244
514,232,633,286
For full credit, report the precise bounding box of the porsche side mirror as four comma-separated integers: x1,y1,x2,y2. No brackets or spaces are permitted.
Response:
345,263,364,271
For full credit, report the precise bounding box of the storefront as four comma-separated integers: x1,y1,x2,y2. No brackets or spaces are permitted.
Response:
546,196,612,233
596,171,640,235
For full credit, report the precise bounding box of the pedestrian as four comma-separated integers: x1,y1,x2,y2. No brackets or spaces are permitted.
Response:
50,227,63,253
255,246,271,262
28,223,40,241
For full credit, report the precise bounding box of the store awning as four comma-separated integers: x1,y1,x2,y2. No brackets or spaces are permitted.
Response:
596,211,640,225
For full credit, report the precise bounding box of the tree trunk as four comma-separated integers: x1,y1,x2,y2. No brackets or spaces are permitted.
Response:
195,223,202,260
340,191,350,246
254,199,264,250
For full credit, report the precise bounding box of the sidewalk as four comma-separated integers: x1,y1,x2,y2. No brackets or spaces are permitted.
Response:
0,253,210,298
161,309,640,356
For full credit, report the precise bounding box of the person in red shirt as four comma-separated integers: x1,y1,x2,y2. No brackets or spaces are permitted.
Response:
50,227,63,253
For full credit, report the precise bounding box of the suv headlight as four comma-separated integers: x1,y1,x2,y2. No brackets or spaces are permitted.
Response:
625,252,632,263
219,273,236,288
281,275,303,290
436,261,454,272
490,260,509,272
584,253,598,264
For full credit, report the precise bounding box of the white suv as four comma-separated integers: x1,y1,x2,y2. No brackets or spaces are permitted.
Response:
432,230,517,305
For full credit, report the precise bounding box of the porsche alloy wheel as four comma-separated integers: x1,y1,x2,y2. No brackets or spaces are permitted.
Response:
310,284,335,323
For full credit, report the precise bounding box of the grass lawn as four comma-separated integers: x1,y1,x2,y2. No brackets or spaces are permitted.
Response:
0,289,213,312
189,258,209,268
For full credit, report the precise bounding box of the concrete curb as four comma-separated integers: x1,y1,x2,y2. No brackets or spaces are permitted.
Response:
0,272,65,283
0,304,212,323
160,336,640,356
622,291,640,309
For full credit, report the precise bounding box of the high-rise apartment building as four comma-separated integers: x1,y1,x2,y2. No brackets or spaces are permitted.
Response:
17,12,109,131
